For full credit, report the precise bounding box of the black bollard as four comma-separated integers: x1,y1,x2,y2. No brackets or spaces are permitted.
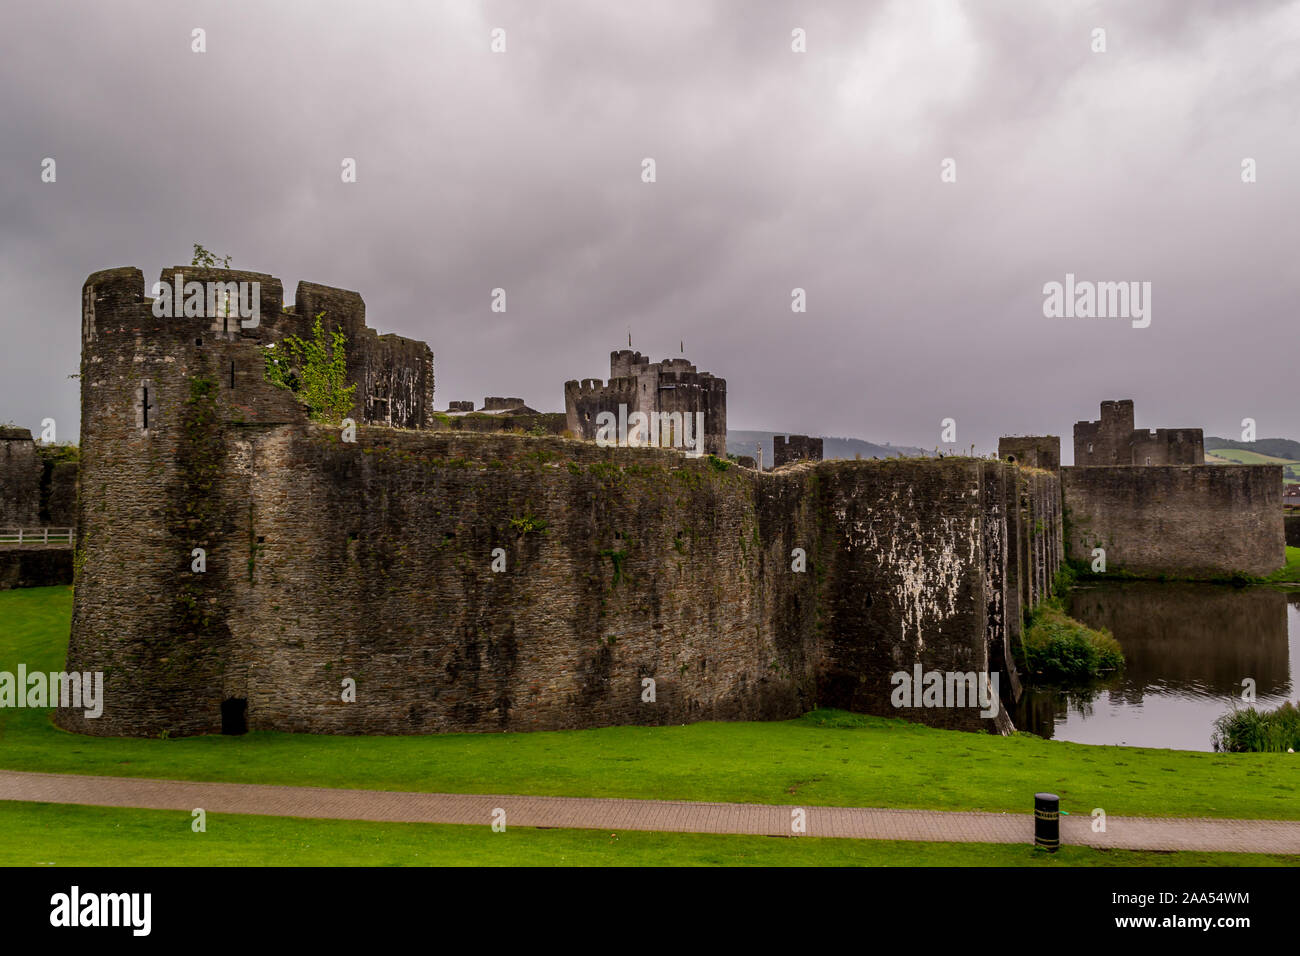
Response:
1034,792,1060,851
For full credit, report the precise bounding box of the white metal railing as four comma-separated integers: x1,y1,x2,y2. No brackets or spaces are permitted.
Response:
0,528,76,546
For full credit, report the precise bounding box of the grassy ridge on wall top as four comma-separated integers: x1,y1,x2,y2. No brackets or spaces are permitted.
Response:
3,587,1298,821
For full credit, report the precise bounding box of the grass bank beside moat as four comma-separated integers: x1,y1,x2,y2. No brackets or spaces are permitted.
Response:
2,587,1297,822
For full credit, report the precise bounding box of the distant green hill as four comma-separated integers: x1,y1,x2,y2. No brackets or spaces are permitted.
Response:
1204,438,1300,485
728,430,928,466
1206,436,1300,460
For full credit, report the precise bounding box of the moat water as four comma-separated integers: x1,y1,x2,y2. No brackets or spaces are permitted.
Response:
1011,583,1300,752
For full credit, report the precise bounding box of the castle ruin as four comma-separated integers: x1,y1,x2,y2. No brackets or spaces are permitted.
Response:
564,351,727,456
773,435,824,468
56,265,1079,739
1073,400,1204,466
47,267,1286,740
997,436,1060,471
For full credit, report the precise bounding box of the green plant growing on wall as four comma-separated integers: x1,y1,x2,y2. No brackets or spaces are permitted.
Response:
600,548,627,586
509,513,548,535
263,313,356,424
191,243,232,269
71,533,89,591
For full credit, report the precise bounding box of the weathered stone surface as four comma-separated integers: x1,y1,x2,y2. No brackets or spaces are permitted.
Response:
0,548,72,589
1073,400,1204,466
566,351,727,456
61,266,1068,739
0,428,41,526
773,435,822,467
0,430,78,528
997,436,1060,471
1061,465,1284,578
434,411,567,436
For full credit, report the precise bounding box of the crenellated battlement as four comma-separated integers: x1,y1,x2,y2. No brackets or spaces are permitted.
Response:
566,348,728,455
1073,400,1203,465
80,266,434,436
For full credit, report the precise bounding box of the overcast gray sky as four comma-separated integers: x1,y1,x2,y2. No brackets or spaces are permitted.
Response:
2,0,1296,461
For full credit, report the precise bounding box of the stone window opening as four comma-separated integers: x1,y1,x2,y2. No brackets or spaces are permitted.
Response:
136,379,156,434
1087,442,1094,454
221,697,247,735
229,360,236,390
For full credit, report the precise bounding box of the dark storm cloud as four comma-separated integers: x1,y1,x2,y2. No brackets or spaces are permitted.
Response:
1,0,1296,458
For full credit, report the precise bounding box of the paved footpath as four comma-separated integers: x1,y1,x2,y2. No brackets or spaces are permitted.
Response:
2,769,1297,854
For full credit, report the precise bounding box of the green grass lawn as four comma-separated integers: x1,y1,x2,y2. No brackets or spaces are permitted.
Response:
1204,448,1297,466
1266,545,1300,584
3,586,1298,824
2,801,1293,867
1204,448,1300,485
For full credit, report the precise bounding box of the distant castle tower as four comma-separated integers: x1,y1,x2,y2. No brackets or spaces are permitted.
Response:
564,350,727,456
773,435,823,468
1073,400,1203,465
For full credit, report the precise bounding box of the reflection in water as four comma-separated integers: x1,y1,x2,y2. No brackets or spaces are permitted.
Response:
1012,585,1298,752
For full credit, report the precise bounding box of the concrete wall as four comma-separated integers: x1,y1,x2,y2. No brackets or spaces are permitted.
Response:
1061,465,1284,578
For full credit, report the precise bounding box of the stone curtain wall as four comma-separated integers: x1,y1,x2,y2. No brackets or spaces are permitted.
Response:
295,282,434,430
773,435,823,467
0,427,42,526
40,457,78,525
1061,465,1284,578
434,411,568,436
1286,514,1300,548
62,266,1065,738
0,549,73,589
996,436,1060,471
63,423,1065,737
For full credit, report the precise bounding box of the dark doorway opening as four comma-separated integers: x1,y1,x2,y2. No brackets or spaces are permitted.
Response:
221,697,247,735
